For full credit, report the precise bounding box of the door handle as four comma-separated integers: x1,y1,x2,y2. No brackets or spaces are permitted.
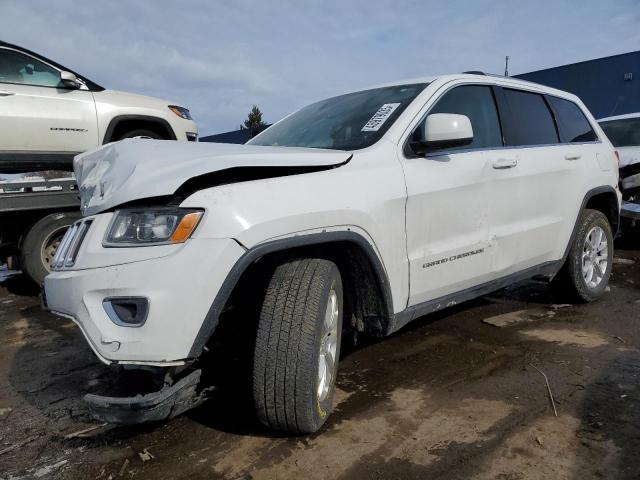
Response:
0,90,15,96
492,158,518,169
564,152,582,161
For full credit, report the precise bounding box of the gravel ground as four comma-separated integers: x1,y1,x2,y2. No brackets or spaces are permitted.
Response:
1,240,640,480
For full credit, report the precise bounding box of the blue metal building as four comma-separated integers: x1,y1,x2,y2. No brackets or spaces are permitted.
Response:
515,51,640,119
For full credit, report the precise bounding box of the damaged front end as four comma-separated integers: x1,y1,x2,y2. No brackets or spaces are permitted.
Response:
84,368,211,425
620,161,640,221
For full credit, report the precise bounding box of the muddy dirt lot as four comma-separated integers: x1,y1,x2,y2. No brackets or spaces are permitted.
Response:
1,242,640,480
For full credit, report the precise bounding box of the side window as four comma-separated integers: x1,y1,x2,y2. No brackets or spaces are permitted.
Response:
0,49,62,88
425,85,503,150
503,89,559,146
547,97,598,143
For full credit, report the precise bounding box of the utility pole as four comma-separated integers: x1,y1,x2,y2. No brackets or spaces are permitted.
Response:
504,55,509,77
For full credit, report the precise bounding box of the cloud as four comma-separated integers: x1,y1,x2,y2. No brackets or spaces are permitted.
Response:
2,0,639,134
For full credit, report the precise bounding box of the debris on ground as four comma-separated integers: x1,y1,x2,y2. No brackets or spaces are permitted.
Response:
118,458,130,476
64,422,109,439
612,335,626,343
549,304,572,310
138,448,155,462
33,459,68,478
535,436,544,446
0,407,12,420
530,364,558,417
614,257,636,265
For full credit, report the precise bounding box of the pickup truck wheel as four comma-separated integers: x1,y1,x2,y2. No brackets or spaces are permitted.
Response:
20,212,81,284
552,209,613,302
117,129,163,140
253,258,343,434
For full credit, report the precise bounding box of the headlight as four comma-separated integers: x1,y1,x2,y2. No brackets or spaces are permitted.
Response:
103,208,203,247
168,105,192,120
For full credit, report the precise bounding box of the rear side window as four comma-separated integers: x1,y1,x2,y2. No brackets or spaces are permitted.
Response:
548,97,598,143
503,89,558,146
426,85,503,150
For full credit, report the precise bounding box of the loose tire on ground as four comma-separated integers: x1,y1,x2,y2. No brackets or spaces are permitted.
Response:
552,209,614,302
20,211,81,285
253,258,343,434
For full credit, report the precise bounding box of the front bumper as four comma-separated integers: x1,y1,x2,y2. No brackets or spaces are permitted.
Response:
621,200,640,220
85,369,206,424
44,237,245,365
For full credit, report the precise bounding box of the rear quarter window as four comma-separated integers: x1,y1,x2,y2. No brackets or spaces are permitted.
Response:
503,89,559,146
548,97,598,143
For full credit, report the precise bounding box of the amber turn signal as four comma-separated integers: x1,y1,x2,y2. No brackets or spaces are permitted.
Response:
171,212,203,243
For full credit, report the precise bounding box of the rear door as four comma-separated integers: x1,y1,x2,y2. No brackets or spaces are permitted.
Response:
0,47,97,171
403,84,504,305
487,87,579,274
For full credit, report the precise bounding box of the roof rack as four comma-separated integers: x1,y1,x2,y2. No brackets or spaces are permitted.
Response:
462,71,486,75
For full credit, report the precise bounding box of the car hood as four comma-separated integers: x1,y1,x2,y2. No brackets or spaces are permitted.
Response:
618,146,640,169
74,139,352,216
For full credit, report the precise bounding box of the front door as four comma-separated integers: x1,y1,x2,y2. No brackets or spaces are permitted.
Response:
402,84,504,306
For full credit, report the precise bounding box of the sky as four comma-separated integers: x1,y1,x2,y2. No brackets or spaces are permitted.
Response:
2,0,640,136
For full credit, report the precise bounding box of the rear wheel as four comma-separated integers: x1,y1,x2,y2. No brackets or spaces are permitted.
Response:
253,258,343,434
20,212,81,284
552,209,613,302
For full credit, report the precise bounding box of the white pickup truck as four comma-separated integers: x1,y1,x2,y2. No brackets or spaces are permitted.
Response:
45,73,619,434
0,41,197,283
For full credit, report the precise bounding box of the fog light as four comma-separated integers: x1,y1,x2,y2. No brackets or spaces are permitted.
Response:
103,297,149,327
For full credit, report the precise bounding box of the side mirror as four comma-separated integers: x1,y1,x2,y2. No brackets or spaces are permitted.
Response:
60,71,81,89
410,113,473,155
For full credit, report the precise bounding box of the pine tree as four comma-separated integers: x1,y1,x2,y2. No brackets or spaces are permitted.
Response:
241,105,268,137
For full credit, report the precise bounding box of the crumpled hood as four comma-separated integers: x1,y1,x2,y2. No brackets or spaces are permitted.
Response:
618,146,640,169
74,139,351,216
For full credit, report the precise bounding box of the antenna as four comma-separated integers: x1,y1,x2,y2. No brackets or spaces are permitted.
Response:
504,56,509,77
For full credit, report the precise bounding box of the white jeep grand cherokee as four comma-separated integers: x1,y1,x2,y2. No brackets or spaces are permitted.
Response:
44,73,620,433
0,41,197,172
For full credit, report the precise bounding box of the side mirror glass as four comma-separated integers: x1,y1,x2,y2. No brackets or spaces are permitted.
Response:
60,71,81,89
410,113,473,155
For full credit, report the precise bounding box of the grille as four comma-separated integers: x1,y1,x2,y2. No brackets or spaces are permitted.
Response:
51,219,93,270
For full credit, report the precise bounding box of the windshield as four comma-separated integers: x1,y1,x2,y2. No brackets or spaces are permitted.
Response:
248,83,428,151
599,117,640,147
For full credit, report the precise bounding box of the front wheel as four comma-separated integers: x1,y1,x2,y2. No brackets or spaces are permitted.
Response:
552,209,614,302
253,258,343,434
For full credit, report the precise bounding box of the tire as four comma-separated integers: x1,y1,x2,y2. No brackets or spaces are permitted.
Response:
253,258,343,434
552,209,613,302
116,129,163,140
20,212,81,285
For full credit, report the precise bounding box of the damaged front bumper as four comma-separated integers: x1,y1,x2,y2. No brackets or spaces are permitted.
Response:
621,200,640,220
84,369,209,424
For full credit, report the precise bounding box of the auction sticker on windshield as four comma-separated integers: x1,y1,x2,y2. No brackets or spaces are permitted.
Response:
361,103,401,132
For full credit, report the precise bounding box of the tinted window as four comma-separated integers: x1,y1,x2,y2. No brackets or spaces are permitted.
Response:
0,49,62,87
599,118,640,147
548,97,597,143
504,89,558,146
249,83,428,151
425,85,503,150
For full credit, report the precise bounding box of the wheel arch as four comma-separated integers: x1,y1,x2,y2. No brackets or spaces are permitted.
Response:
560,185,620,267
102,115,177,143
187,231,394,359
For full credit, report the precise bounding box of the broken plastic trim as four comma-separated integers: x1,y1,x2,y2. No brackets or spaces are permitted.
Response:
84,369,208,424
